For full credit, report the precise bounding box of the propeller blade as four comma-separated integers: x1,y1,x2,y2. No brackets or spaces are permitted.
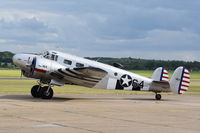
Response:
30,57,37,76
20,70,23,79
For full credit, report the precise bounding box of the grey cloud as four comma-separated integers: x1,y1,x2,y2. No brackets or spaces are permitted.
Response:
1,17,49,31
0,17,58,44
0,0,199,61
91,29,200,53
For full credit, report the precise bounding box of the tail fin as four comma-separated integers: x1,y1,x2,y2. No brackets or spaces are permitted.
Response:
152,67,169,82
169,67,190,94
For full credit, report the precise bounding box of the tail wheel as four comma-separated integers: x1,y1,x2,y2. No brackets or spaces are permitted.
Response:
155,94,162,100
31,85,42,98
40,86,54,99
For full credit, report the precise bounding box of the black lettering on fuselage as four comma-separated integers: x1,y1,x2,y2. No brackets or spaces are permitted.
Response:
132,79,144,90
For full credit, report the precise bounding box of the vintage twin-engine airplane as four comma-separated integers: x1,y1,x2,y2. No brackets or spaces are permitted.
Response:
12,50,190,100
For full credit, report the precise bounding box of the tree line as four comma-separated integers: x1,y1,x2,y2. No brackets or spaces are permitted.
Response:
86,57,200,71
0,51,200,71
0,51,15,69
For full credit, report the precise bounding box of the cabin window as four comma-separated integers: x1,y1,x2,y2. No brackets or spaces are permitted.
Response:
55,55,58,61
76,63,84,68
64,59,72,65
51,54,58,61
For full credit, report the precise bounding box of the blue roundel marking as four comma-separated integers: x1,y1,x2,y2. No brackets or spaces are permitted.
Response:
119,74,132,87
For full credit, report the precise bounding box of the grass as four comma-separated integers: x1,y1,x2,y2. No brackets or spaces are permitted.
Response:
0,69,199,95
0,80,151,95
187,82,200,94
0,80,35,94
0,70,21,78
189,72,200,80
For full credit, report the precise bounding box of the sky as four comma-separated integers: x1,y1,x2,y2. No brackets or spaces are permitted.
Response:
0,0,199,61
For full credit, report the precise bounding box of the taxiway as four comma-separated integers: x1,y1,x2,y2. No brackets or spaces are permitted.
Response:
0,94,200,133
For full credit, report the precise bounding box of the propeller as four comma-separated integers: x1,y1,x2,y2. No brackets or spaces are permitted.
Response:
20,70,23,79
30,57,37,76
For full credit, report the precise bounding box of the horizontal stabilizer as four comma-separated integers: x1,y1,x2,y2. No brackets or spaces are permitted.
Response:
149,81,170,92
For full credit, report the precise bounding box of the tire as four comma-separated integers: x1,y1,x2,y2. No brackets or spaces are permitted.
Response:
40,86,54,99
31,85,42,98
155,94,161,100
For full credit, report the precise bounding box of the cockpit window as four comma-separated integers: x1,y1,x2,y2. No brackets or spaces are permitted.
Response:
43,51,58,61
43,51,50,59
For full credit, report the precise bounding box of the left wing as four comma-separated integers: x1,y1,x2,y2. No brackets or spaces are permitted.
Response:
52,67,108,87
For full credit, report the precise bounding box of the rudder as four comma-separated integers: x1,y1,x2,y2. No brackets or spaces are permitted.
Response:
152,67,169,82
169,67,190,94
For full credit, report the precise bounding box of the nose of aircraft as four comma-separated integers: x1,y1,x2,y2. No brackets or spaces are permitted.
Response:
12,54,19,66
12,54,26,68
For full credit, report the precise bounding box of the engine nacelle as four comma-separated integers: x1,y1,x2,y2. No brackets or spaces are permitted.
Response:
28,57,65,80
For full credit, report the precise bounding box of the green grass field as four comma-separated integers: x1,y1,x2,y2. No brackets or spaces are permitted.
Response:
0,70,21,78
0,69,199,95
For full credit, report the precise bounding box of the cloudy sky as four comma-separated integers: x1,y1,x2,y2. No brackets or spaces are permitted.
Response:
0,0,199,61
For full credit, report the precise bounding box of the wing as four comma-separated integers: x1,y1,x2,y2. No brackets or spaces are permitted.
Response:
51,67,108,88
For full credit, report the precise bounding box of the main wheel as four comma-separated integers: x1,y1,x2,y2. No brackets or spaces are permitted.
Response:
155,94,161,100
31,85,42,98
40,86,54,99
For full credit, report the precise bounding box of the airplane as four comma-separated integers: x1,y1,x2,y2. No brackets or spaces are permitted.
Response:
12,50,190,100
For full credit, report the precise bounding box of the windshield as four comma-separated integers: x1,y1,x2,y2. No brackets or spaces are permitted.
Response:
43,51,58,61
43,51,50,59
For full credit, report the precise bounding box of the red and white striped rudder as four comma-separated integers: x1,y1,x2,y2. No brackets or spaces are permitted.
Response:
179,68,190,94
161,69,169,82
152,67,169,82
169,67,190,94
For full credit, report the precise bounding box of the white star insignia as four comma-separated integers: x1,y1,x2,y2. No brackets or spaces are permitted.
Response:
121,75,132,86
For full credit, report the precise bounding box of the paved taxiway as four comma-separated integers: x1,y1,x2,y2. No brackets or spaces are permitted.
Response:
0,94,200,133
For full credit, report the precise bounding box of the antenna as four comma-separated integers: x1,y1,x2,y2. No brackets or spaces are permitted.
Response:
96,57,102,62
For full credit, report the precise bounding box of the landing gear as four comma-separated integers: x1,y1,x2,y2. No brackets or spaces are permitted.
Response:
31,85,42,98
31,84,54,99
155,93,162,100
40,86,54,99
